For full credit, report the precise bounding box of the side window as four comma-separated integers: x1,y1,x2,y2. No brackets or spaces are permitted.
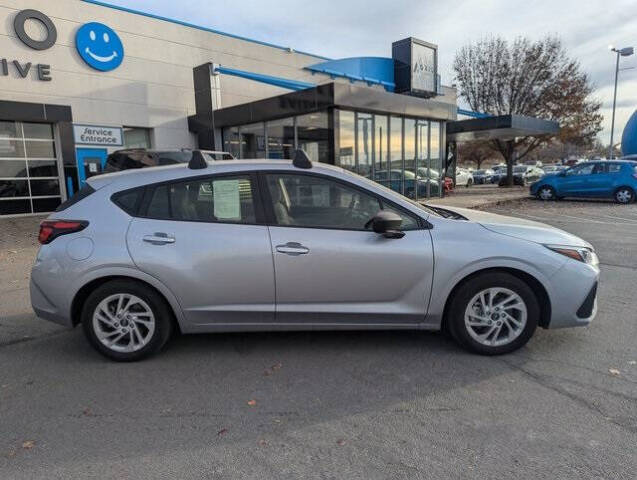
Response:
592,163,606,174
567,164,594,176
265,173,381,230
144,175,256,224
112,187,143,215
608,163,622,174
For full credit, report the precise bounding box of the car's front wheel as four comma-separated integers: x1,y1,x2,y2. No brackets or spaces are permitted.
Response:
447,272,539,355
537,185,557,200
81,280,174,361
614,187,635,204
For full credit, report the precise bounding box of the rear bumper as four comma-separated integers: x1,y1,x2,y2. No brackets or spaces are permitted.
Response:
30,278,72,327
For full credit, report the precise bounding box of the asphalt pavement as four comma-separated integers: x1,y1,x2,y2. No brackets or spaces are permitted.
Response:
1,199,636,479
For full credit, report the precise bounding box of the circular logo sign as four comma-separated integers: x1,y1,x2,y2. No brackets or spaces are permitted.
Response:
75,22,123,71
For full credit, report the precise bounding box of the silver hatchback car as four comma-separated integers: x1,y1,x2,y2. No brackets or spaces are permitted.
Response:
31,152,599,361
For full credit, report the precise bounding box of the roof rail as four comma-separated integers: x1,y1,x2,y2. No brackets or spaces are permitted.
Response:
293,149,312,169
188,150,208,169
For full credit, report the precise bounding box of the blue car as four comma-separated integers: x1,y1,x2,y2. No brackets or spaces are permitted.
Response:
530,160,637,204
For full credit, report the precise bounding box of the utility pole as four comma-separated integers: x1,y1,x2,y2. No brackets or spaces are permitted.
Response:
609,46,634,159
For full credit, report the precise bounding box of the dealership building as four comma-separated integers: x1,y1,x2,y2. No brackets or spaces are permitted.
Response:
0,0,557,217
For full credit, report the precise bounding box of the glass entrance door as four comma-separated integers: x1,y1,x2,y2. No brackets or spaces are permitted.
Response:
0,121,62,215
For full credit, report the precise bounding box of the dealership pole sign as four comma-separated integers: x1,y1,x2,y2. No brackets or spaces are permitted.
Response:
392,37,438,98
1,8,124,81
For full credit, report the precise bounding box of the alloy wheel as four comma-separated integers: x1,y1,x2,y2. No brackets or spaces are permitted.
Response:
616,188,633,204
92,293,156,353
464,287,528,347
538,187,555,200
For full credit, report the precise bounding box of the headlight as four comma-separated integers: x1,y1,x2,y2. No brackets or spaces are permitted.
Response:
545,244,599,265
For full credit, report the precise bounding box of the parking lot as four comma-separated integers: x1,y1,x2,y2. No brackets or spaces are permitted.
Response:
1,199,636,479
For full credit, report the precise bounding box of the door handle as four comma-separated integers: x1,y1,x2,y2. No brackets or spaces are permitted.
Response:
143,233,175,245
275,242,309,255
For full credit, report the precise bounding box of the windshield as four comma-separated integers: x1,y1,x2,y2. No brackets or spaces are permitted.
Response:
513,166,527,173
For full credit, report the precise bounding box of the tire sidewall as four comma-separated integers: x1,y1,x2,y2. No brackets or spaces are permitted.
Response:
447,272,539,355
81,280,173,361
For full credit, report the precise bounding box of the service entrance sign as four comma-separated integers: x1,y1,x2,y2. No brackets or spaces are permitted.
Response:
73,124,123,146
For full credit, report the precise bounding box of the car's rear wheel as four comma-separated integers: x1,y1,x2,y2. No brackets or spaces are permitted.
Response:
537,185,557,200
614,187,635,204
81,280,174,361
447,272,539,355
466,178,473,188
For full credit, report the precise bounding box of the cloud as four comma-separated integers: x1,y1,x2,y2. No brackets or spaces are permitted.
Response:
108,0,637,142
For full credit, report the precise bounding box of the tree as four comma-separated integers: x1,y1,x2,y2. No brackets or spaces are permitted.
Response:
453,36,603,185
457,141,494,169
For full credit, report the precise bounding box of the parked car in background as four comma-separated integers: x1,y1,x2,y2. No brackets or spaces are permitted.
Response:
455,168,474,187
542,165,566,175
498,165,544,187
104,149,234,173
31,152,599,360
472,169,495,184
531,160,637,203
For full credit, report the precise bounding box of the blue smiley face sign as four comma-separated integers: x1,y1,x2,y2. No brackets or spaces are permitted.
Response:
76,22,124,71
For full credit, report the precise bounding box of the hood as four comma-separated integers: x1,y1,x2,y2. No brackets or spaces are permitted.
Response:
432,205,592,249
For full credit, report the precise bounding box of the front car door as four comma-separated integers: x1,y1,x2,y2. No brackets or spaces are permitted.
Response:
560,162,596,195
126,172,275,329
261,171,434,326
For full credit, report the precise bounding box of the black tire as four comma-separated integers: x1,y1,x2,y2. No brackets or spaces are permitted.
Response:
614,186,635,204
446,272,539,355
81,279,174,361
466,178,473,188
536,185,556,201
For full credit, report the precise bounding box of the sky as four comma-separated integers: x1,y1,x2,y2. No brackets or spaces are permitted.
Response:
106,0,637,146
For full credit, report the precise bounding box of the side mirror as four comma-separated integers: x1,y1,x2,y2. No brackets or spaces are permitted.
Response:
365,210,405,239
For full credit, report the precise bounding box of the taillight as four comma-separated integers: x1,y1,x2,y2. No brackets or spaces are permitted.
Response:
38,220,88,245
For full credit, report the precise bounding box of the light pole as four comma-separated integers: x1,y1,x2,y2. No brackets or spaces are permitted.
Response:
609,45,634,159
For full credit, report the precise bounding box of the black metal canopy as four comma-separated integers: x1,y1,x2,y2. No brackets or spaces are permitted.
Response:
447,114,559,142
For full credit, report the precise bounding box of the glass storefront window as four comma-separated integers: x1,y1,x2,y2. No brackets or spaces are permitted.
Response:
266,118,295,159
416,120,429,200
373,115,388,185
297,112,329,163
336,110,355,173
123,127,151,148
240,122,266,158
356,112,373,178
223,127,240,158
430,122,441,197
403,118,416,199
389,116,403,194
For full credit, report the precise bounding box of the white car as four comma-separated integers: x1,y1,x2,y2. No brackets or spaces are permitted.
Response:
455,168,474,187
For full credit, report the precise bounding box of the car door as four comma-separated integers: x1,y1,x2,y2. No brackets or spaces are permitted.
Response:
560,163,595,195
585,163,613,196
126,173,275,327
261,171,434,326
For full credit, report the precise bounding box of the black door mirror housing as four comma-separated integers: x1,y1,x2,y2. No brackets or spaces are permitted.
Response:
366,210,405,239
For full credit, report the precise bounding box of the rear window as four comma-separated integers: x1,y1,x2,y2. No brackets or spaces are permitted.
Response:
55,184,95,212
111,188,144,215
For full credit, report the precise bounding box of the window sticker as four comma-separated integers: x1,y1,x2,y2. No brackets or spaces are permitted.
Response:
213,179,240,220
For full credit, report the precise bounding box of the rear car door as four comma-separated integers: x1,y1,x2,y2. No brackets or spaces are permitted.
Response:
126,173,275,328
261,171,434,326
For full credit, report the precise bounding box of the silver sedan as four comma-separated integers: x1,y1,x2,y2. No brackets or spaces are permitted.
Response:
31,153,599,361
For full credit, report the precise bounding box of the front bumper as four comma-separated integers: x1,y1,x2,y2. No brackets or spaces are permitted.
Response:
546,260,599,329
